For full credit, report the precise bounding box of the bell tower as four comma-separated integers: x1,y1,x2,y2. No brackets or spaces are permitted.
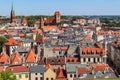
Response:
11,3,16,23
54,11,61,23
39,17,44,29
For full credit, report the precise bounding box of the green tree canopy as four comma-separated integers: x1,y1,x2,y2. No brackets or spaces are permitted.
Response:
0,36,7,47
0,71,16,80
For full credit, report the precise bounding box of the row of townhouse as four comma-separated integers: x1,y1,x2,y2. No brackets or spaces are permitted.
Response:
0,63,116,80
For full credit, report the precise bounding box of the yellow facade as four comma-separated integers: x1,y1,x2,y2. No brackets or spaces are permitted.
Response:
32,34,37,41
14,72,29,80
81,57,103,64
44,68,56,80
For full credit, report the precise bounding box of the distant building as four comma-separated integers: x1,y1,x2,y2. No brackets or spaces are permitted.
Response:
45,11,61,25
39,17,44,29
21,17,28,26
6,66,29,80
5,38,18,55
54,11,61,23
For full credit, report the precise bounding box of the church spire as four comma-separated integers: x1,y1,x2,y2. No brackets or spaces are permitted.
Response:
11,2,14,14
10,2,16,23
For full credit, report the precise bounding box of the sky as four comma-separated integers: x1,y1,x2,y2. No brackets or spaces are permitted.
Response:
0,0,120,16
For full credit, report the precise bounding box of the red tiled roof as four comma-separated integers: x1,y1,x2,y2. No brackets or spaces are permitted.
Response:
66,57,79,63
25,49,36,63
6,66,29,73
5,38,18,46
45,64,54,71
84,34,91,41
42,26,58,31
45,18,55,24
57,67,65,78
19,33,25,37
0,53,9,64
89,64,114,73
32,29,43,34
57,30,64,34
0,30,7,34
81,48,107,56
10,52,22,65
52,47,68,51
78,68,87,75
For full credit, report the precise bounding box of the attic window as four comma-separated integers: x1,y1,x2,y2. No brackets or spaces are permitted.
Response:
72,59,74,62
96,51,100,54
67,60,70,62
82,52,85,55
51,60,54,63
58,60,60,63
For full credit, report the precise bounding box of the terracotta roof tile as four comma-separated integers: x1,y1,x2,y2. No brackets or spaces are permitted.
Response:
6,66,29,73
32,29,43,34
84,34,91,41
78,68,87,75
89,64,114,73
5,38,18,46
57,67,65,78
45,18,55,24
0,53,9,64
10,52,22,65
81,48,107,56
45,64,54,71
25,49,36,63
42,26,58,31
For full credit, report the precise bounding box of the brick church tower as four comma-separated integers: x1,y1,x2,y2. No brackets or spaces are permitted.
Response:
11,4,16,23
39,17,44,29
54,11,61,23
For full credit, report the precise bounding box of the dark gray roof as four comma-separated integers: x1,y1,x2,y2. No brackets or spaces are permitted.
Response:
30,65,46,73
66,63,87,73
23,39,35,43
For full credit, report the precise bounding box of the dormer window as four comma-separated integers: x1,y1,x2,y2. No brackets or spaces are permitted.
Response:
96,51,100,54
58,60,60,63
51,60,54,63
72,59,74,62
67,60,70,62
82,52,85,55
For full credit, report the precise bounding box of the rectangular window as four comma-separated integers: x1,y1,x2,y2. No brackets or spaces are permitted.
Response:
74,74,76,77
35,77,38,80
70,74,72,78
46,78,49,80
25,74,28,78
40,77,43,80
19,74,21,78
97,58,100,62
94,58,96,63
35,73,37,75
88,58,90,62
83,58,86,62
51,78,53,80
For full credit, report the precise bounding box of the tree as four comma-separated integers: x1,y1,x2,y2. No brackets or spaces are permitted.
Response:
0,36,7,46
0,71,16,80
0,36,7,53
27,19,35,27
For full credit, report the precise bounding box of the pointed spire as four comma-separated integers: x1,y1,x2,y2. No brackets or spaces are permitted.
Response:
11,2,15,14
12,2,13,11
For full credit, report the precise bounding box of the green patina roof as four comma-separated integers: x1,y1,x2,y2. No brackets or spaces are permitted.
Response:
11,3,15,14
